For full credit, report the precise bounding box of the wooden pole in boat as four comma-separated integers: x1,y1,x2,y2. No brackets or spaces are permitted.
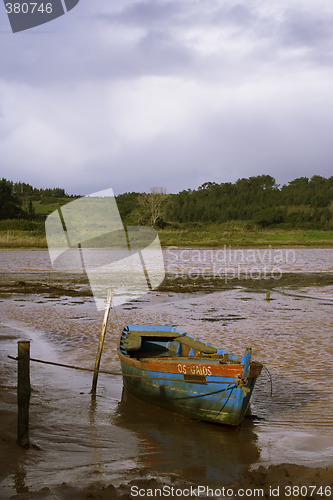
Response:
91,290,113,394
17,341,31,448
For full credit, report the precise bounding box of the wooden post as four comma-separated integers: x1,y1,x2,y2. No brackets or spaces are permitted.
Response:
91,291,113,394
17,341,31,448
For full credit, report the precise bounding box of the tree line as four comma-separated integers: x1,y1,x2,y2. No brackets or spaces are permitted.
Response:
117,175,333,229
0,179,76,220
1,175,333,229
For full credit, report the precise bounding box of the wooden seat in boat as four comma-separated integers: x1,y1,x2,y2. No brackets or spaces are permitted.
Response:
177,336,217,354
122,330,217,355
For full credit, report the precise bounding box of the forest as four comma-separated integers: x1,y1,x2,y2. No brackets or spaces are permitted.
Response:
0,179,77,220
1,174,333,230
117,175,333,230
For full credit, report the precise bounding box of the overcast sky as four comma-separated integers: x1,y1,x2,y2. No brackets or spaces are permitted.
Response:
1,0,333,195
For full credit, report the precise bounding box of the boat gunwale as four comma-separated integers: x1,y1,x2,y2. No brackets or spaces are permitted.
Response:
117,349,262,379
118,325,262,377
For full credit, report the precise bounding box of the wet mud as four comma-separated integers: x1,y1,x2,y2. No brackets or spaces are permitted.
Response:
5,465,333,499
1,249,332,498
1,272,333,298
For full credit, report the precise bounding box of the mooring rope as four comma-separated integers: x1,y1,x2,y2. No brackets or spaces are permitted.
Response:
206,382,235,415
262,364,273,396
7,354,243,386
8,355,184,382
170,384,236,401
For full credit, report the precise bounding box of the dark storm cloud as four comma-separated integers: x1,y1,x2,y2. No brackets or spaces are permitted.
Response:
2,0,332,85
100,0,333,77
0,1,195,84
1,0,333,194
100,0,255,30
280,6,333,48
102,0,181,26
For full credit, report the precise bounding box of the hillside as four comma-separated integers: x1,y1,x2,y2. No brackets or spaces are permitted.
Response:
0,176,333,247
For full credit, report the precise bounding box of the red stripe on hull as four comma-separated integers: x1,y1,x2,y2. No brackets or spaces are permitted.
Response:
118,352,262,379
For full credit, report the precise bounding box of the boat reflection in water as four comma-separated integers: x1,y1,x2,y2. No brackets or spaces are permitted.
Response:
113,389,260,485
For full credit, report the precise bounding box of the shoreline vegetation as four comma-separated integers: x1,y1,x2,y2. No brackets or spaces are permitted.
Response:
158,224,333,248
1,176,333,248
0,220,333,249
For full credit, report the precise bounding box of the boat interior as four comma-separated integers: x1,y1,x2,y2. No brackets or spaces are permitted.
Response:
120,329,241,363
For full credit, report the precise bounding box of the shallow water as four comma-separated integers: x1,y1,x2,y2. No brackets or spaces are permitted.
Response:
1,247,333,274
0,249,332,496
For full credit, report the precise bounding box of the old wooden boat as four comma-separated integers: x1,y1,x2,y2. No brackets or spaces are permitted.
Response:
118,325,262,426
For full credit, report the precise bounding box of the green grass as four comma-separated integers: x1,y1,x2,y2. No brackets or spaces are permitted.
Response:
158,222,333,248
0,231,46,248
0,219,332,248
0,197,78,248
30,197,74,216
0,219,46,248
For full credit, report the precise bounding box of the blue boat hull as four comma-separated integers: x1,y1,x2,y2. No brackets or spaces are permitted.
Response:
118,325,262,426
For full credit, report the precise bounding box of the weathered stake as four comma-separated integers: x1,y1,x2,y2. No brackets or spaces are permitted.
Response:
91,291,113,394
17,341,31,448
